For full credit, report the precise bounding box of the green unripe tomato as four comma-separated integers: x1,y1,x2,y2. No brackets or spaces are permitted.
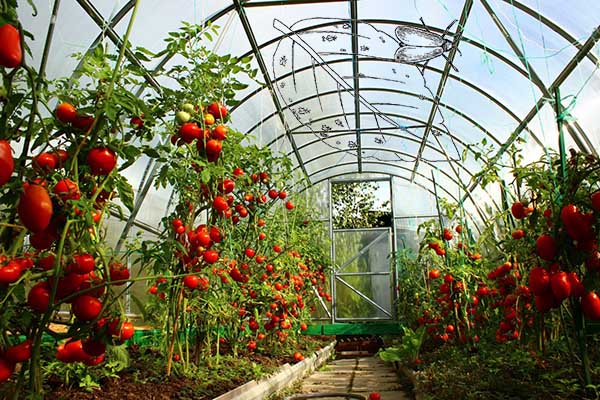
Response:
181,103,195,114
175,110,191,124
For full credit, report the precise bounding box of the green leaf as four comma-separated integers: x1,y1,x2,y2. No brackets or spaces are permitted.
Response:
201,169,211,183
116,178,135,212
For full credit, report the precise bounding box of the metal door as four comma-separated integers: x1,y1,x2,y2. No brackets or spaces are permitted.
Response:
331,227,394,322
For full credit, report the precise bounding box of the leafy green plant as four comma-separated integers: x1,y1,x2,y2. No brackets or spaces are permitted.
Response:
378,326,425,364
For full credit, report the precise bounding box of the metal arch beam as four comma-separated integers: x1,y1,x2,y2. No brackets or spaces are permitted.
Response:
234,18,534,86
234,56,539,144
480,0,594,156
232,0,309,179
75,0,161,90
305,162,488,231
350,0,362,172
411,0,474,182
249,86,503,148
295,146,485,209
500,0,599,67
70,0,135,81
462,24,600,203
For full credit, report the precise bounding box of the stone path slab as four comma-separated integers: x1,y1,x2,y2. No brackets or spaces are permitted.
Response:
293,356,410,400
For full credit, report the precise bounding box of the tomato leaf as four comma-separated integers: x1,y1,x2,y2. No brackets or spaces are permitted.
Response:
116,177,135,212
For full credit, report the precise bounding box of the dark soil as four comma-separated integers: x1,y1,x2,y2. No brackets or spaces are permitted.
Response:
42,336,333,400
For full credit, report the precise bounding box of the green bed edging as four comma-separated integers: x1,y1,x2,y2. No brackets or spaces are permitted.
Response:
302,322,406,336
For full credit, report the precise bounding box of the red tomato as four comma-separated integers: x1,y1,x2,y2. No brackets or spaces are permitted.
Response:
203,250,219,264
178,122,202,143
0,357,14,382
568,272,585,298
535,234,557,261
87,147,117,176
511,229,525,239
54,178,81,201
82,338,106,357
245,248,255,258
33,152,57,172
55,102,77,124
511,202,527,219
246,340,257,351
72,295,102,321
207,102,228,120
212,196,228,213
550,272,571,301
529,267,551,296
183,275,199,289
0,140,14,186
293,351,304,362
273,244,282,253
428,269,441,280
205,139,223,157
72,115,95,131
148,285,158,295
118,321,135,341
18,184,53,233
0,24,22,68
285,201,294,210
211,125,228,140
109,262,130,285
442,228,453,241
278,191,287,200
268,189,279,199
591,191,600,213
369,393,381,400
27,282,50,313
5,339,32,363
582,292,600,320
0,261,22,284
209,226,222,243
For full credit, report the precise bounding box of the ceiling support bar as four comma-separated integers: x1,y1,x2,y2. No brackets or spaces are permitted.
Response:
463,24,600,202
480,0,594,156
232,0,309,179
350,0,362,172
410,0,474,182
75,0,161,91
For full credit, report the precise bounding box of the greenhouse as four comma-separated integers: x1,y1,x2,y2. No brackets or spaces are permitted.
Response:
0,0,600,398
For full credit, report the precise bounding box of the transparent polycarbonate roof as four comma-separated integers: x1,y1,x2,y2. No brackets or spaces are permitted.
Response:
17,0,600,231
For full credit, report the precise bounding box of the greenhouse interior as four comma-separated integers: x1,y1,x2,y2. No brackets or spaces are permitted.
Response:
0,0,600,399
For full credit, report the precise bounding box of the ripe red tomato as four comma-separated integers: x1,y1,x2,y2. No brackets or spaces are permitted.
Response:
87,147,117,176
258,232,266,240
442,228,453,241
246,340,257,351
18,184,53,233
428,269,441,279
278,191,287,200
205,139,223,156
568,272,585,298
203,250,219,264
285,201,294,210
82,338,106,357
535,234,557,261
0,140,13,187
218,179,235,194
550,271,571,301
211,125,228,140
178,122,202,143
582,292,600,320
0,356,14,382
293,351,304,361
207,102,228,120
0,261,22,284
130,116,144,129
72,115,95,131
273,244,282,253
511,229,525,239
148,285,158,295
72,295,102,321
28,281,50,313
54,178,81,201
68,254,95,274
55,102,77,124
591,191,600,212
33,152,57,172
119,321,135,341
5,339,32,363
245,248,255,258
529,267,551,296
212,196,228,213
369,393,381,400
511,202,527,219
268,189,279,199
183,275,199,289
0,24,22,68
109,262,130,285
209,226,222,243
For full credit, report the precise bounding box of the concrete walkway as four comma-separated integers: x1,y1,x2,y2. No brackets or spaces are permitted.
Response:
297,357,410,400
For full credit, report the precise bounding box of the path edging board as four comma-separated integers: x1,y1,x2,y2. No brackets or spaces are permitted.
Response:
213,341,336,400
